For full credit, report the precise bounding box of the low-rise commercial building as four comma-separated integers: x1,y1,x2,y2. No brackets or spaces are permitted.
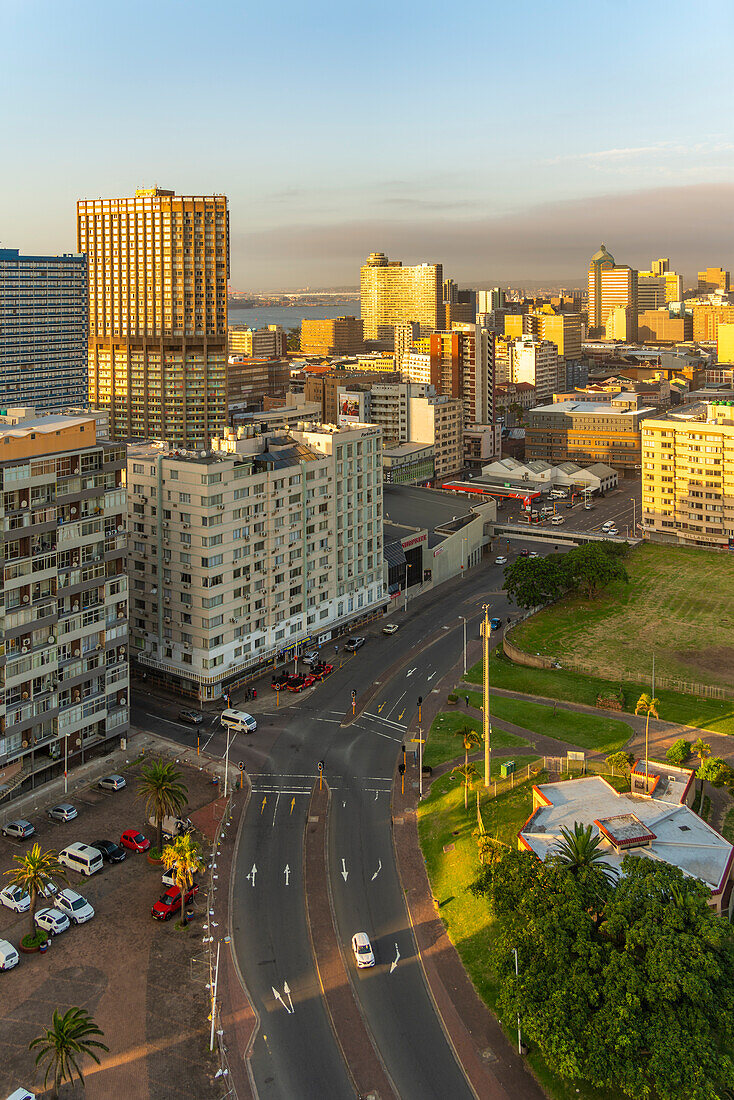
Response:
300,316,364,356
228,325,287,359
526,396,656,471
127,422,385,699
641,402,734,548
0,415,128,800
637,310,692,344
382,442,434,485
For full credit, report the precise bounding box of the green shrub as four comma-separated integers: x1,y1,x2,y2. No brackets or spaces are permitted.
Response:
21,929,49,949
666,738,691,766
447,693,458,703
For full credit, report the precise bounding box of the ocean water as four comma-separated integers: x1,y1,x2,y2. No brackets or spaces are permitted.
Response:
228,302,360,331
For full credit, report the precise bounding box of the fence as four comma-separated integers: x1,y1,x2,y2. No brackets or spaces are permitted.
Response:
479,755,626,801
560,658,734,702
204,792,238,1099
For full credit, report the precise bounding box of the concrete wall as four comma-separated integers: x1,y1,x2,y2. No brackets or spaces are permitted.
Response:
502,633,557,669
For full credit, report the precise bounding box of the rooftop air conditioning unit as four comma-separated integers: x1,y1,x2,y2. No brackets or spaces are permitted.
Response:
70,507,77,515
183,523,190,529
21,644,28,653
183,584,190,589
21,500,28,508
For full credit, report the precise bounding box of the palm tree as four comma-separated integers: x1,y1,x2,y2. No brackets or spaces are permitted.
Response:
692,737,712,798
4,843,65,941
554,822,617,883
137,758,188,853
634,693,660,789
452,761,478,811
161,833,204,927
454,725,482,777
29,1006,108,1098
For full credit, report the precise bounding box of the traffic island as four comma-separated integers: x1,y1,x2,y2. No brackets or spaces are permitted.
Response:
304,780,398,1100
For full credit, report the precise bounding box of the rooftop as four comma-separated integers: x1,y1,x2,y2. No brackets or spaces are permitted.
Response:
383,484,477,534
520,775,731,894
530,400,656,418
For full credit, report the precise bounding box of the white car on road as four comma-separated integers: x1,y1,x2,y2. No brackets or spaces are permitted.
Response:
495,556,508,565
352,931,375,968
0,885,30,913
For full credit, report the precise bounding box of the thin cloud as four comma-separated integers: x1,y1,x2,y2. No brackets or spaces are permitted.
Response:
549,140,734,165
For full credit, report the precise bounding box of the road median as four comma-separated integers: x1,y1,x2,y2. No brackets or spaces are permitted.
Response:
304,780,398,1099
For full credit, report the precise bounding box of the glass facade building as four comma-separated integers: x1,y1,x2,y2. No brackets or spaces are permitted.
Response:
0,248,87,411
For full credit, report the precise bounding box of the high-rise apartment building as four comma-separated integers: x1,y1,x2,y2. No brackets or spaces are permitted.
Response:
299,316,364,356
0,415,128,797
698,267,730,293
477,288,505,314
587,244,638,339
641,405,734,548
0,248,87,411
523,308,583,362
360,252,443,340
77,187,229,447
127,423,384,699
510,335,562,402
692,303,734,342
605,305,636,342
718,323,734,364
393,321,421,372
228,325,287,359
421,324,494,426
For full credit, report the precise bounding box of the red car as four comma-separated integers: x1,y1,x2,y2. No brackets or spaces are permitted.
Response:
286,674,316,693
151,883,199,921
120,829,151,853
271,673,291,691
311,663,334,681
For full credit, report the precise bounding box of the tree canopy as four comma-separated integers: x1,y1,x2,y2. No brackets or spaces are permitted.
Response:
473,847,734,1099
502,542,628,609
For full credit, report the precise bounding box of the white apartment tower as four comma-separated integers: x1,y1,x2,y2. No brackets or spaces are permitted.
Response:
127,423,384,699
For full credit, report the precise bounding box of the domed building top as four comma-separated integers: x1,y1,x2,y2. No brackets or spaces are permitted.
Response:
590,243,615,266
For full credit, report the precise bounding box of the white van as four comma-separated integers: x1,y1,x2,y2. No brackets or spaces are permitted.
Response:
602,521,614,531
220,709,257,733
551,515,565,525
58,843,104,877
550,489,566,499
0,939,19,971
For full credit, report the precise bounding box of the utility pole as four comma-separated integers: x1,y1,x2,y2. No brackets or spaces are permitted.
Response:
223,731,231,798
459,616,467,677
513,947,522,1055
630,496,636,533
483,604,491,788
210,940,220,1052
64,734,69,796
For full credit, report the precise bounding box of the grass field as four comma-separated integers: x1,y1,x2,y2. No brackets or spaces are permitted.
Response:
417,771,626,1100
508,542,734,692
423,708,529,769
465,648,734,737
464,690,631,755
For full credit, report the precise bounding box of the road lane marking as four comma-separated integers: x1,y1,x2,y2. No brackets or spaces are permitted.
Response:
260,796,267,815
362,711,407,731
398,709,405,721
371,860,382,881
144,713,190,730
390,943,401,973
284,864,290,885
290,797,296,815
341,859,349,882
247,863,257,886
272,985,293,1014
378,702,385,712
284,981,294,1013
271,792,280,827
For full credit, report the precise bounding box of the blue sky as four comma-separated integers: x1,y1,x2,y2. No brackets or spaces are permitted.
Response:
2,0,734,288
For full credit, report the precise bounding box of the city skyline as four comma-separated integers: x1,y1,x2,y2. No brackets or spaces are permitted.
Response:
3,1,734,287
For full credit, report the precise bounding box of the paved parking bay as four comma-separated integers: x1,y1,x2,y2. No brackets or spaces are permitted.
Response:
0,753,222,1100
499,479,642,541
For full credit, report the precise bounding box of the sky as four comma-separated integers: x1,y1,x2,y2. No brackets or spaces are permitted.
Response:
2,0,734,290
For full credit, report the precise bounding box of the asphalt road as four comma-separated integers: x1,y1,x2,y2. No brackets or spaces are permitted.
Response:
497,478,642,540
131,543,537,1099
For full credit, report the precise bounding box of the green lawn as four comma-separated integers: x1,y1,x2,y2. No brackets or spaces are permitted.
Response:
465,648,734,737
463,690,631,755
507,542,734,692
417,770,626,1100
424,707,528,769
722,808,734,844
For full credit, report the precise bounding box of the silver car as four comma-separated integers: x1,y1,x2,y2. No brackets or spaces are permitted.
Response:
47,803,78,823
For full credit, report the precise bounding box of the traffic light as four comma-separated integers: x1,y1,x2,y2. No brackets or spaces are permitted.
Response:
398,762,406,775
318,760,324,772
417,695,423,722
351,689,357,701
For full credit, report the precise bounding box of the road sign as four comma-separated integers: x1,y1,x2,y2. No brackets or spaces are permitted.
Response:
410,736,425,743
238,761,245,770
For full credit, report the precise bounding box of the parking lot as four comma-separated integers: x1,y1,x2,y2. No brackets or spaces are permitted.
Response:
0,751,222,1100
497,479,642,540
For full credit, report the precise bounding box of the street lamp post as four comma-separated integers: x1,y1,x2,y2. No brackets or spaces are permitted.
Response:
482,604,491,788
513,947,522,1055
630,496,636,533
404,563,412,612
459,616,467,677
64,734,69,796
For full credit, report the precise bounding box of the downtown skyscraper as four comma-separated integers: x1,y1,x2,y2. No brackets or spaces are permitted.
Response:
77,187,229,447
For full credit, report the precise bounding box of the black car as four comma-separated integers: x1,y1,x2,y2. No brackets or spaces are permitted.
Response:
344,636,366,652
91,839,126,864
179,710,203,725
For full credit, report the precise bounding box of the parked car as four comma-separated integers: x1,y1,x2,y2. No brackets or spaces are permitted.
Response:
519,548,530,557
310,663,334,681
162,867,198,889
54,888,94,925
301,650,320,666
351,931,375,968
38,880,60,900
0,885,30,913
151,883,199,921
382,623,399,635
91,839,126,864
271,673,291,691
178,711,203,726
98,774,126,791
1,820,34,841
495,556,508,565
34,908,70,936
490,617,502,630
47,803,77,823
0,939,19,971
120,829,151,853
5,1090,36,1100
344,637,365,652
286,674,316,693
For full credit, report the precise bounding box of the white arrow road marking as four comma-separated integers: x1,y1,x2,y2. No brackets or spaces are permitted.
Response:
247,863,257,887
272,986,293,1014
390,943,401,974
284,864,290,886
341,858,349,882
427,672,436,681
406,668,417,677
374,790,379,801
283,981,294,1013
371,859,382,881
